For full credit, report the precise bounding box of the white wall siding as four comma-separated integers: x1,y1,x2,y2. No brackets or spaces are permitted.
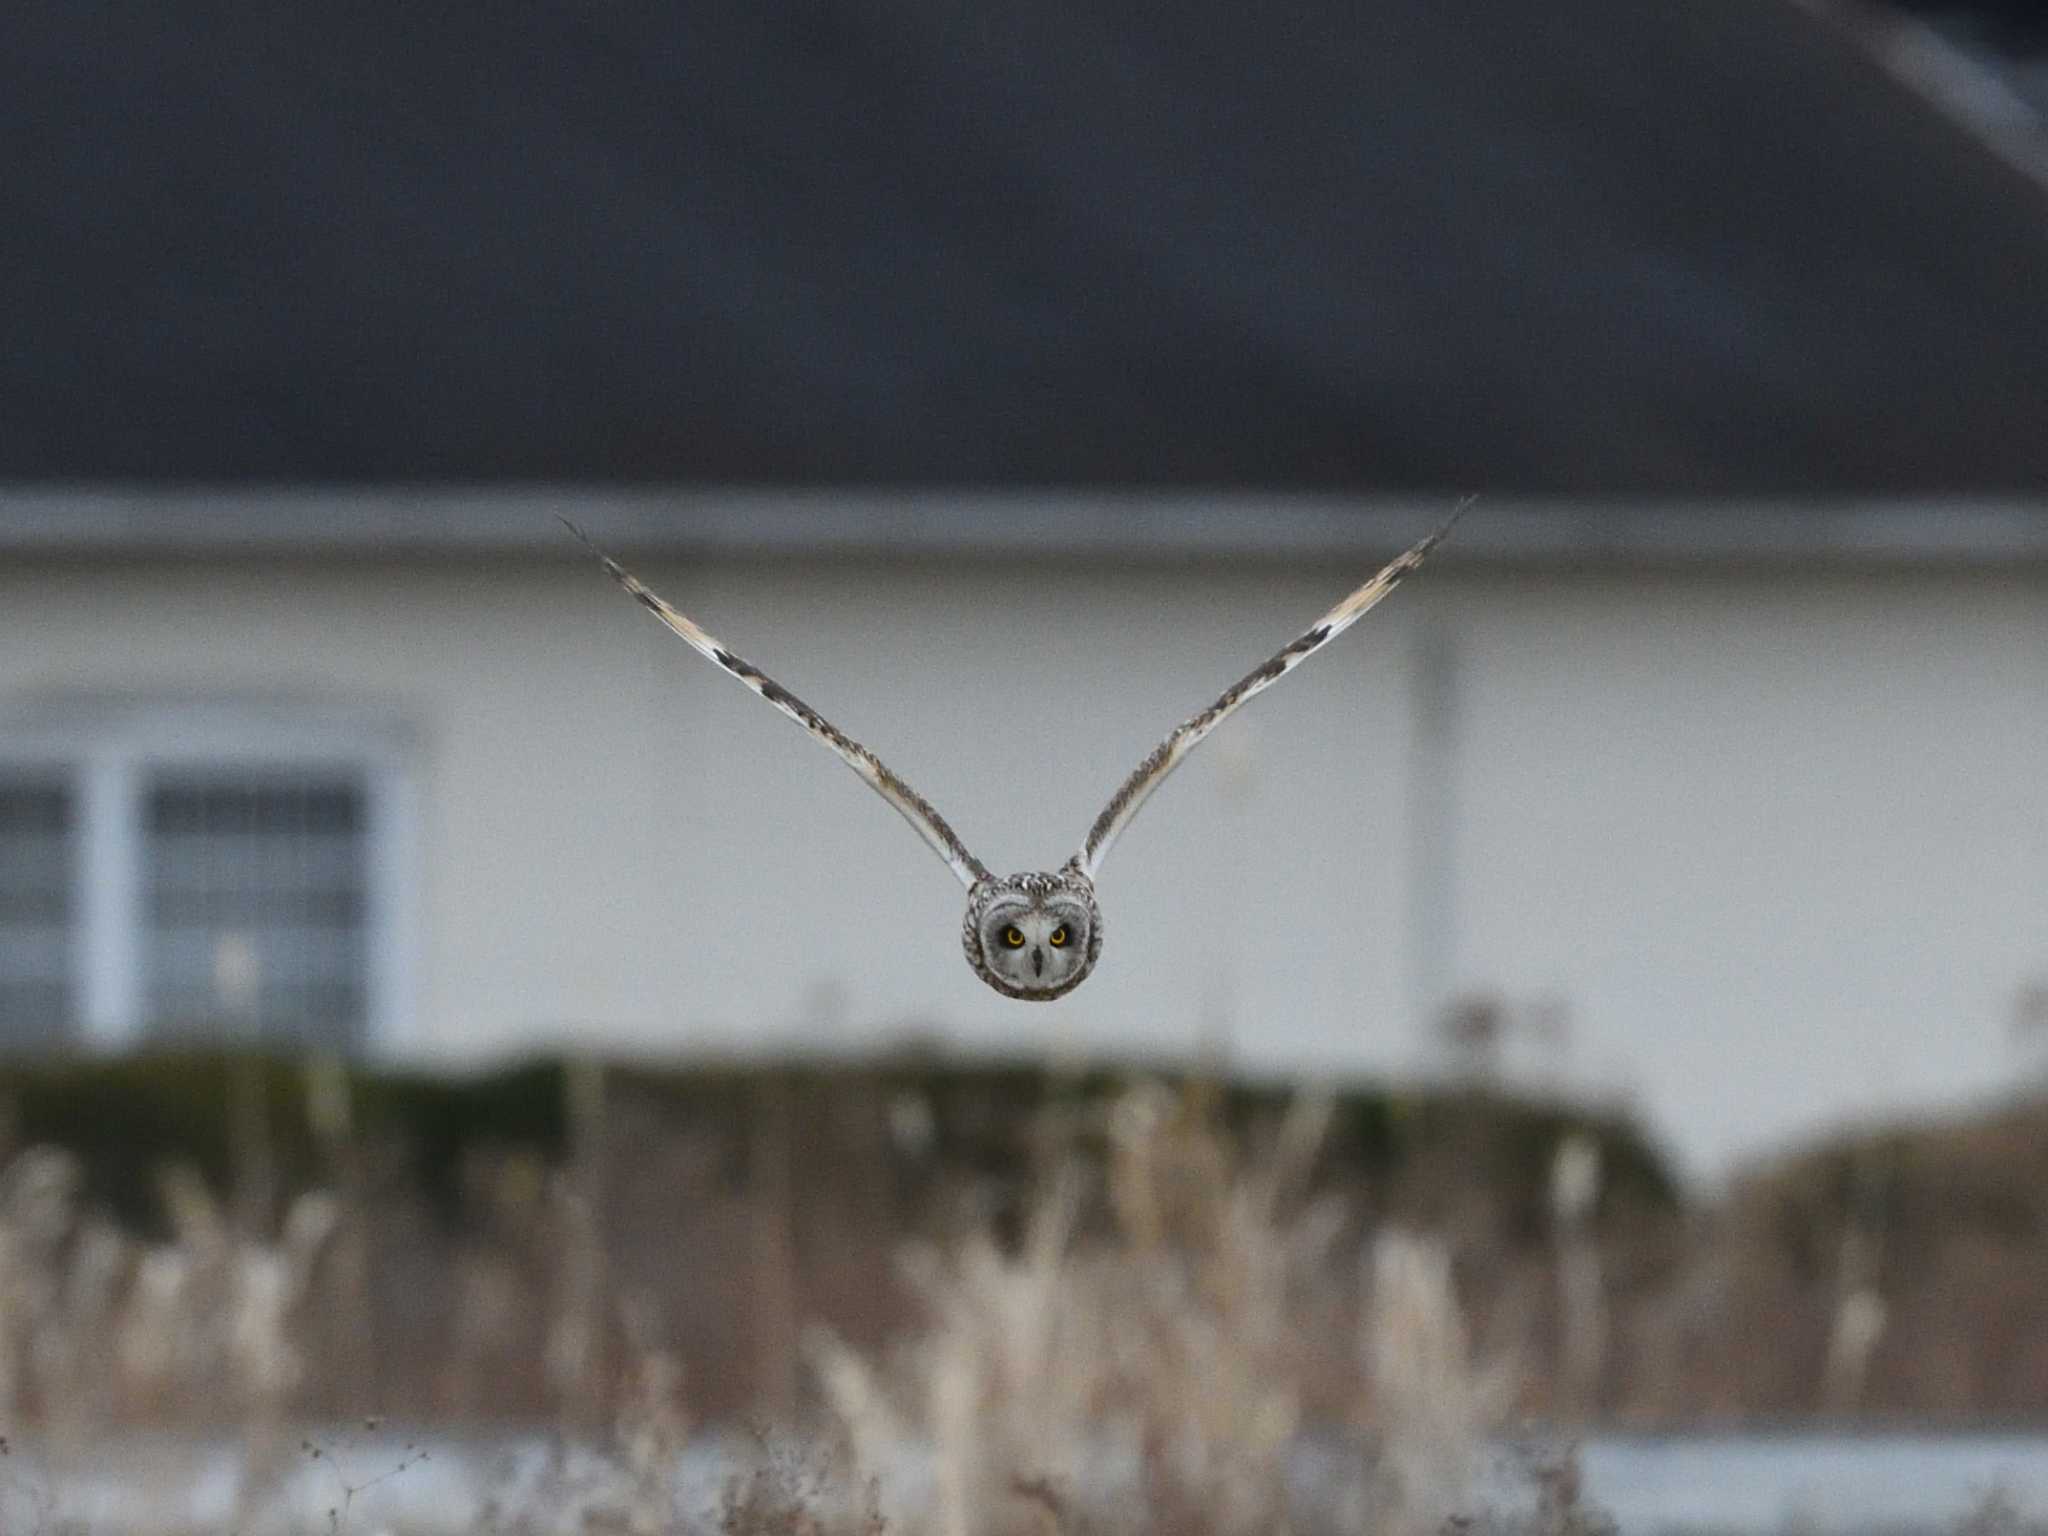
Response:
1451,565,2048,1174
1,549,2042,1176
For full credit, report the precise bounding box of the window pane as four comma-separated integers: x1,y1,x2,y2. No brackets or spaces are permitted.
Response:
0,775,74,1050
143,772,368,1050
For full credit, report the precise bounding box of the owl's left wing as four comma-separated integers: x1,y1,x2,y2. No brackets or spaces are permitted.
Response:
1071,503,1470,881
565,520,993,889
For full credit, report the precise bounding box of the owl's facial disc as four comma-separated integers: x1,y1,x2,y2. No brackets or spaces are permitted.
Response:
963,871,1101,1000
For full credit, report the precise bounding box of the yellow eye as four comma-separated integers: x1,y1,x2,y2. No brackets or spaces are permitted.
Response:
1049,926,1069,948
1002,926,1025,948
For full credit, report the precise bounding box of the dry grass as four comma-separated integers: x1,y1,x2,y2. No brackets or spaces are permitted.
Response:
0,1053,1680,1432
806,1082,1523,1536
0,1070,1615,1534
6,1054,2048,1530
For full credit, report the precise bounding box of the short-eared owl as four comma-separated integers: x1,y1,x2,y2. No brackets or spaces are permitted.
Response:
566,509,1466,1000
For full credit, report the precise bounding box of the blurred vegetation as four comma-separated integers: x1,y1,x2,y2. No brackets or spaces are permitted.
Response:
1718,1096,2048,1423
0,1046,1683,1431
0,1047,1677,1238
9,1045,2048,1435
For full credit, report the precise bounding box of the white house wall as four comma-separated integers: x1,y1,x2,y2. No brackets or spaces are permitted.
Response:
1,548,2043,1177
1449,563,2048,1174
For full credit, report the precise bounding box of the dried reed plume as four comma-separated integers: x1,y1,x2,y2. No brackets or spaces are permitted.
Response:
811,1082,1518,1536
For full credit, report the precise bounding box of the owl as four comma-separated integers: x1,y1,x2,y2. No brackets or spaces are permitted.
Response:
566,507,1466,1000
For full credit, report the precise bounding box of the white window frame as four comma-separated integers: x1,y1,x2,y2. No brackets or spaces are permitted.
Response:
0,696,420,1053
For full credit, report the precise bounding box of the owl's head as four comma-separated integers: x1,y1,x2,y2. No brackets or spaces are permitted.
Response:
962,866,1102,1000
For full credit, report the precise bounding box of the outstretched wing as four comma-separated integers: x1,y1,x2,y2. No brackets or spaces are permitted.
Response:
564,520,992,888
1073,503,1471,880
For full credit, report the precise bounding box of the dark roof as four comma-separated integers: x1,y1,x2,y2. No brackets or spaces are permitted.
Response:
1892,0,2048,57
5,0,2048,493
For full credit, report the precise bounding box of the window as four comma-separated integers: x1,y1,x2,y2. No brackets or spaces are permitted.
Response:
0,701,415,1054
0,774,73,1048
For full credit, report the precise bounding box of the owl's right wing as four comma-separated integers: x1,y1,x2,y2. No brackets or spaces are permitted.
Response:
1071,505,1469,881
565,521,993,889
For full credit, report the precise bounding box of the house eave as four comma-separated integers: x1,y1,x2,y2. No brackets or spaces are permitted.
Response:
0,487,2043,566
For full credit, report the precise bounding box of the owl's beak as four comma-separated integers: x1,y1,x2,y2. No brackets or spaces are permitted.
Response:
1031,947,1045,976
